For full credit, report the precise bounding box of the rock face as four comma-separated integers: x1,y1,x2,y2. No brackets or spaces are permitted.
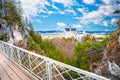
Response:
103,26,120,79
91,25,120,79
0,18,29,48
0,0,32,48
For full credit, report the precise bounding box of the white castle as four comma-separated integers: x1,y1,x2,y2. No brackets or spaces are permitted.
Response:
64,25,86,41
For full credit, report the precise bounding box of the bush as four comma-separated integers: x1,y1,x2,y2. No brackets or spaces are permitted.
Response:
40,40,63,60
26,36,41,53
74,42,103,70
73,36,107,70
3,2,23,27
0,33,8,42
29,43,41,52
109,33,117,39
31,32,42,44
0,12,2,17
40,40,78,67
0,24,2,29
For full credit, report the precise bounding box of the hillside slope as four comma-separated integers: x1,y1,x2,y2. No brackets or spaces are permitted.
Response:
52,38,77,59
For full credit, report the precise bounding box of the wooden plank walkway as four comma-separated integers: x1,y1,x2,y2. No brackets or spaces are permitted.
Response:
0,52,38,80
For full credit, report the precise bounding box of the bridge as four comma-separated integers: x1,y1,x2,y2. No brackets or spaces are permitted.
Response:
0,41,110,80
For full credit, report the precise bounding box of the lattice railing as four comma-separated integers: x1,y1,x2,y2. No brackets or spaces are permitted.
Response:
0,41,110,80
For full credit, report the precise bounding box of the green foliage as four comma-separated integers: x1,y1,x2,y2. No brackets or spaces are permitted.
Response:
0,24,2,29
29,32,77,66
26,36,41,53
0,13,1,17
0,33,8,42
62,71,80,80
28,22,34,31
83,34,91,42
99,36,110,47
73,36,109,70
113,10,120,14
40,40,63,61
63,37,76,42
40,40,78,67
0,1,23,28
0,4,2,17
109,33,117,39
29,43,40,52
90,42,103,51
30,31,42,44
26,31,109,71
74,42,103,70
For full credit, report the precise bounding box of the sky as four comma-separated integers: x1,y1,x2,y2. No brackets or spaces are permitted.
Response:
19,0,120,31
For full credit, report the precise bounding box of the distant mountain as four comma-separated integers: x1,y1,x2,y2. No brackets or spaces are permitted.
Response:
37,30,114,35
37,30,63,34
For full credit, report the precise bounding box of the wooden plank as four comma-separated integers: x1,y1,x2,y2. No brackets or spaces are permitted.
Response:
0,64,10,80
0,53,36,80
0,54,21,80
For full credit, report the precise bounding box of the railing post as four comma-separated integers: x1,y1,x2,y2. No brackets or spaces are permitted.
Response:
17,50,21,64
10,47,13,59
0,42,1,52
28,54,32,70
0,43,3,52
46,60,52,80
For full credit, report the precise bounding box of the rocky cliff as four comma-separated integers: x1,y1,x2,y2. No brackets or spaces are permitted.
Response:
91,19,120,80
0,0,32,48
0,18,30,48
103,26,120,79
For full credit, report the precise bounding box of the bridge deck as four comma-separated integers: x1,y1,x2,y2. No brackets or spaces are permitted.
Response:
0,52,38,80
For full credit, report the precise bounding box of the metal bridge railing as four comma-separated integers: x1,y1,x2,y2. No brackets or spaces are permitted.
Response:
0,41,110,80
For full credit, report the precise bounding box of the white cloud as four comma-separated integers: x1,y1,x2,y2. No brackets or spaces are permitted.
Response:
79,3,120,26
20,0,50,16
31,19,42,23
102,0,119,4
98,5,117,16
105,29,109,31
64,9,76,15
73,24,83,28
90,19,103,25
57,22,66,27
19,0,120,29
48,11,55,15
103,21,109,26
52,0,77,7
58,11,66,15
111,18,117,24
35,19,42,23
78,8,88,15
73,17,80,20
52,5,59,10
102,0,111,4
40,15,48,18
20,0,78,17
83,0,95,4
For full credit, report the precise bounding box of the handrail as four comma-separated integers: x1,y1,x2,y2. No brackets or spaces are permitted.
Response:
0,41,110,80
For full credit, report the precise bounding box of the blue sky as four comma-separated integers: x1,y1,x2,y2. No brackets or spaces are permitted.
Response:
20,0,120,31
